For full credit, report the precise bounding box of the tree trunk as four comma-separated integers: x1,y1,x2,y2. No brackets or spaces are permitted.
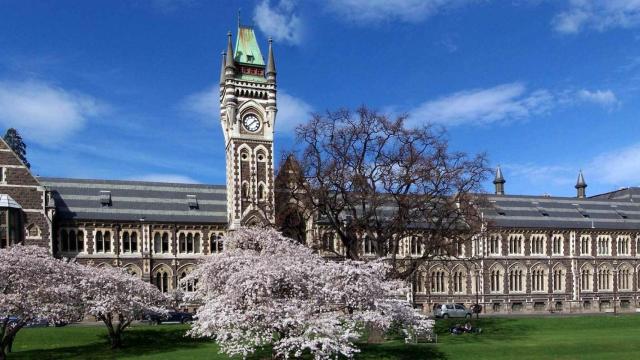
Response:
110,331,122,349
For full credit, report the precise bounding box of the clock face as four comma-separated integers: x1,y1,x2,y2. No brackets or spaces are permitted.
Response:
242,114,260,132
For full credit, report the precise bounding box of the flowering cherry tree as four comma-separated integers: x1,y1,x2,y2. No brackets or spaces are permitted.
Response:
0,245,83,359
79,265,169,348
184,227,432,359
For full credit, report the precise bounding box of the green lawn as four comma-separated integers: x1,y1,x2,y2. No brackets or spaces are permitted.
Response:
9,315,640,359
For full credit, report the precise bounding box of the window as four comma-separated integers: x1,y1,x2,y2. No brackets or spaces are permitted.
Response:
178,231,201,254
490,267,503,293
580,235,591,255
125,265,141,278
597,235,611,256
509,266,525,292
430,268,447,294
414,272,426,293
94,230,112,253
452,269,466,294
618,267,632,291
410,236,421,256
530,235,545,255
597,266,612,291
241,182,249,199
154,267,171,293
210,232,224,254
121,230,138,253
617,235,630,256
531,266,546,292
180,268,198,293
508,234,524,255
187,195,198,210
551,235,563,255
363,236,375,256
581,267,593,291
59,229,85,253
257,183,265,201
153,232,170,254
99,191,111,206
553,267,565,292
489,234,501,255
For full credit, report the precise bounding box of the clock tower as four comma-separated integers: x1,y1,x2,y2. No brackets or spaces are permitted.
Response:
220,25,277,229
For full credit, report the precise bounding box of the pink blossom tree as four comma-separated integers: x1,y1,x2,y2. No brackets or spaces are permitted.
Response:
0,245,84,360
79,265,169,348
183,227,432,359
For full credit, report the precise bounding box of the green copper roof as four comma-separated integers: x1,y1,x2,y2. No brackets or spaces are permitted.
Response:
234,26,265,66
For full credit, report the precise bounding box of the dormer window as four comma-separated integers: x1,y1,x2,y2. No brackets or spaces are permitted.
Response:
99,191,111,207
246,55,254,63
187,195,198,210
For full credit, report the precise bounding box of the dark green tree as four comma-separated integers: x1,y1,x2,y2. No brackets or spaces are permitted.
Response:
3,128,30,169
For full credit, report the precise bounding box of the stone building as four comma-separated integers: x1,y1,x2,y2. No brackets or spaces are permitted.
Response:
2,26,640,314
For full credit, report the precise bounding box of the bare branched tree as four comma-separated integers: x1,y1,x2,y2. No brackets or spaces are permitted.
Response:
276,107,490,280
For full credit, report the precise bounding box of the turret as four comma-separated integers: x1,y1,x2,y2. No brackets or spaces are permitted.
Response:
225,31,235,78
493,166,505,195
575,170,587,198
266,37,276,83
219,52,226,85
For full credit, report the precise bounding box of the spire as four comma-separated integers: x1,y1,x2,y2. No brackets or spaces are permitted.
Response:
575,170,587,198
225,31,235,72
266,37,276,83
219,52,226,85
493,166,505,195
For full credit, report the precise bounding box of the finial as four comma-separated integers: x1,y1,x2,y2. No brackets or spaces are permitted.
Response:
266,36,276,82
219,51,227,85
493,165,505,195
576,170,587,198
225,31,235,70
238,8,241,28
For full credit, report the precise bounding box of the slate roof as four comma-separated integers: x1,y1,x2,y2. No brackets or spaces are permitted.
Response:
38,177,227,224
483,192,640,230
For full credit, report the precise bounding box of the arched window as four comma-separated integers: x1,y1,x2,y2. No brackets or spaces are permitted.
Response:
69,231,77,252
617,236,630,255
580,235,591,255
430,268,447,294
121,231,138,253
210,232,224,254
551,235,563,255
95,230,111,253
490,267,503,293
552,266,565,292
597,266,612,291
581,266,593,291
452,269,466,294
130,232,137,252
531,265,547,292
186,233,193,253
508,234,523,255
162,233,169,253
241,182,249,199
410,236,421,256
489,234,501,255
153,233,161,253
194,233,201,253
179,267,198,293
509,265,525,292
179,233,186,253
414,272,426,293
322,232,334,252
123,232,130,253
257,183,265,201
618,266,632,291
363,235,375,256
530,235,545,255
125,265,142,278
154,267,171,293
597,235,611,256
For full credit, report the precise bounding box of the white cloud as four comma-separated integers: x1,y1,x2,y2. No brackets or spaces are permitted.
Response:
0,80,104,146
128,173,199,184
325,0,477,24
577,89,619,107
276,90,314,134
180,85,219,123
409,83,553,126
553,0,640,34
588,143,640,186
253,0,303,45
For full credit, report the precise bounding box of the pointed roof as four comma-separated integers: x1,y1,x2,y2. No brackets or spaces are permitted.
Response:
234,26,265,66
576,170,587,189
493,166,505,184
225,32,235,69
266,37,276,75
219,52,226,84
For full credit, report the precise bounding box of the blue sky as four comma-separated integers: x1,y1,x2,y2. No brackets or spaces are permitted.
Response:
1,0,639,197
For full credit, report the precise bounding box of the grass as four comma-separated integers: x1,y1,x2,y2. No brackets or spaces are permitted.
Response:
9,315,640,359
